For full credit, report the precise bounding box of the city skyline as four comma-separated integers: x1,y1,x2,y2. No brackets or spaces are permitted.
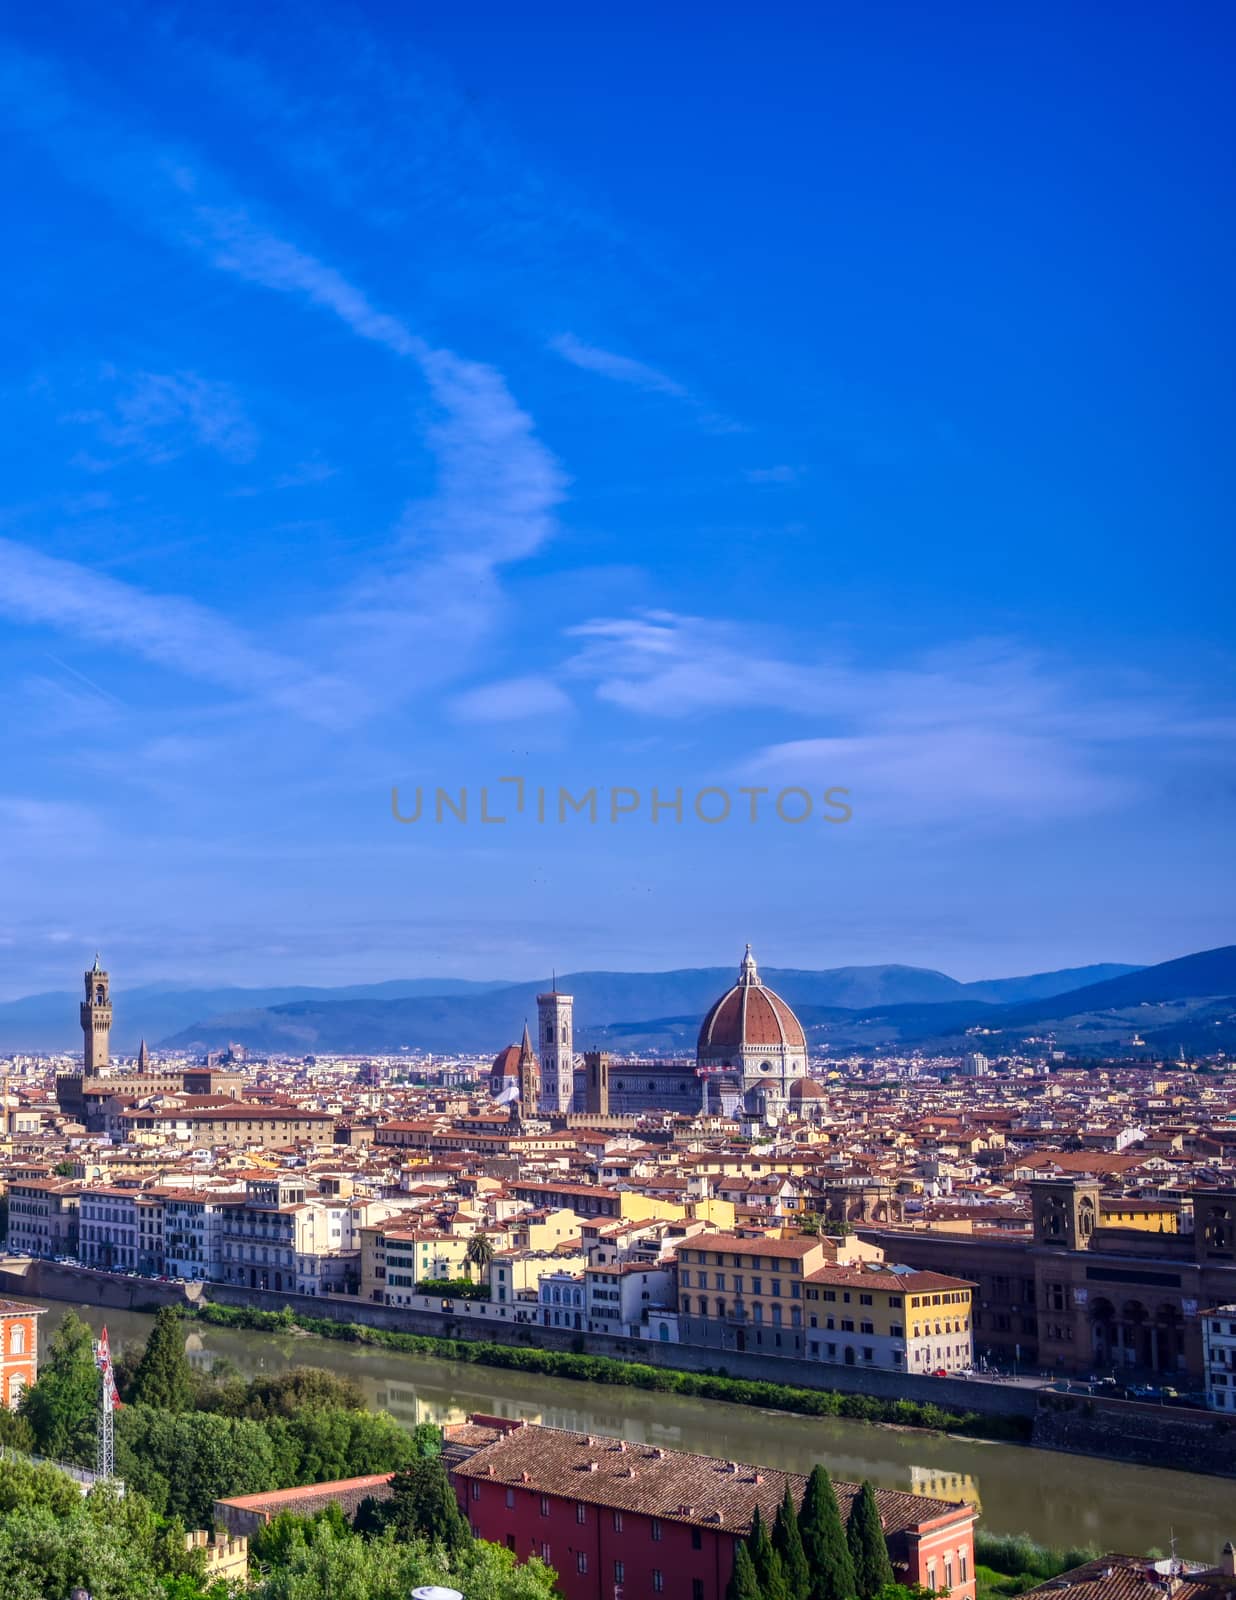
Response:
1,3,1232,992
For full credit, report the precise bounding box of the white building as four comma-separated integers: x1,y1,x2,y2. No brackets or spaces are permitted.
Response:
1202,1304,1236,1411
79,1187,141,1272
539,1270,586,1330
163,1192,238,1281
220,1178,360,1297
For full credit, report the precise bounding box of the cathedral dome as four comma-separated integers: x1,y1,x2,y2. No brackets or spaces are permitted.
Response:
697,945,806,1057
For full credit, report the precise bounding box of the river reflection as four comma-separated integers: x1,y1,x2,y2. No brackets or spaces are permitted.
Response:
58,1304,1233,1560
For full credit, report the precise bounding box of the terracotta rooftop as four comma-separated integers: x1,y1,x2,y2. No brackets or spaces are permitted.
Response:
448,1420,972,1538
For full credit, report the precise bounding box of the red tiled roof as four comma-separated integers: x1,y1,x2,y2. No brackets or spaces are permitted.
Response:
450,1421,971,1537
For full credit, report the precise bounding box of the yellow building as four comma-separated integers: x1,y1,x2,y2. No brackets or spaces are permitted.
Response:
359,1225,472,1303
1098,1200,1179,1233
676,1230,882,1356
801,1263,974,1374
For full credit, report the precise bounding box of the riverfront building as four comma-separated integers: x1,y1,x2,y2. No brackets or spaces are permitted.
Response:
0,1298,42,1409
863,1178,1236,1380
449,1416,977,1600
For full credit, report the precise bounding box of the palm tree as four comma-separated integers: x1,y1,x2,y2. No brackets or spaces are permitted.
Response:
465,1233,496,1281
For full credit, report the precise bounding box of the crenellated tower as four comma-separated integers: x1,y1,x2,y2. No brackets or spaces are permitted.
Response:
81,955,112,1074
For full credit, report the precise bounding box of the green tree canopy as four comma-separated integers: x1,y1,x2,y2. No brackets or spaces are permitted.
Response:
353,1454,471,1553
848,1480,895,1599
798,1465,857,1600
774,1481,812,1600
18,1311,98,1466
750,1504,791,1600
250,1516,556,1600
726,1541,764,1600
127,1306,193,1412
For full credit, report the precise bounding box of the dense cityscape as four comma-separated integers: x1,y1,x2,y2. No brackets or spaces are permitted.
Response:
1,949,1234,1597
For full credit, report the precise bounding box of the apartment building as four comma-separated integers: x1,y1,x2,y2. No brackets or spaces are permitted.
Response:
79,1186,144,1272
675,1230,882,1357
5,1179,80,1259
220,1178,359,1295
0,1299,44,1409
162,1191,240,1281
1202,1304,1236,1411
450,1417,977,1600
360,1225,472,1305
803,1262,975,1374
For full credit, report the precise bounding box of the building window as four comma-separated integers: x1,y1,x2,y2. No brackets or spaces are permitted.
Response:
576,1553,588,1574
692,1529,703,1550
693,1583,705,1600
614,1561,625,1582
961,1552,968,1583
505,1488,515,1509
576,1502,587,1524
651,1519,663,1541
613,1511,623,1532
653,1572,664,1592
540,1496,550,1517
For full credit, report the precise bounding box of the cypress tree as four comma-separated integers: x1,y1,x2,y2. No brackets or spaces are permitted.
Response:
726,1541,763,1600
798,1465,857,1600
128,1306,193,1411
382,1454,471,1552
774,1481,812,1600
847,1480,894,1599
750,1505,791,1600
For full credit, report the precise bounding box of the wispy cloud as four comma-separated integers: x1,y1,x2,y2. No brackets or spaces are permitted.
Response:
564,610,1234,825
0,49,568,716
0,538,354,726
550,334,689,399
549,332,741,434
450,675,573,723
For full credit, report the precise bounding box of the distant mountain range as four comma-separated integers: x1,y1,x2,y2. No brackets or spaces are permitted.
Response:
6,948,1230,1060
153,959,1146,1056
0,978,513,1054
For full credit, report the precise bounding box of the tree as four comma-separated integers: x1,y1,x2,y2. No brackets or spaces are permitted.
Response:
127,1307,193,1411
848,1481,894,1599
726,1542,763,1600
18,1311,98,1466
750,1505,791,1600
798,1465,857,1600
774,1481,812,1600
354,1454,471,1553
466,1232,496,1279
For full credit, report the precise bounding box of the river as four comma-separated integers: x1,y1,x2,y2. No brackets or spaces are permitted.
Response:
54,1304,1232,1561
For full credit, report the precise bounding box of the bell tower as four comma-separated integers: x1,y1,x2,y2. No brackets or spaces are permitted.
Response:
1032,1178,1099,1250
81,955,112,1074
537,986,574,1114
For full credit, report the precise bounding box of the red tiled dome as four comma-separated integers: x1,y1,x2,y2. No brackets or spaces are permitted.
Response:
697,947,806,1056
491,1044,521,1080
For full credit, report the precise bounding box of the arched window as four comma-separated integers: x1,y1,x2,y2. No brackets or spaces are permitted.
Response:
6,1373,24,1408
9,1324,24,1355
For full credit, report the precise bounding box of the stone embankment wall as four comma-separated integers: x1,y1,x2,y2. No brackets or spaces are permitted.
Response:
1033,1391,1236,1477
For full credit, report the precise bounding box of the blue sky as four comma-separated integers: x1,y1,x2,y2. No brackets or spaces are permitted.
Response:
0,1,1232,997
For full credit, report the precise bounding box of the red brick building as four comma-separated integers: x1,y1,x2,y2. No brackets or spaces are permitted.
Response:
0,1298,44,1410
447,1416,977,1600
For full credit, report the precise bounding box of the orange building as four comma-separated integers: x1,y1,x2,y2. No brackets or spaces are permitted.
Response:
0,1298,44,1409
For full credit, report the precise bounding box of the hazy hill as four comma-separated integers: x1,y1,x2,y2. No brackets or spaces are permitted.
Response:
0,977,513,1053
154,960,1143,1057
